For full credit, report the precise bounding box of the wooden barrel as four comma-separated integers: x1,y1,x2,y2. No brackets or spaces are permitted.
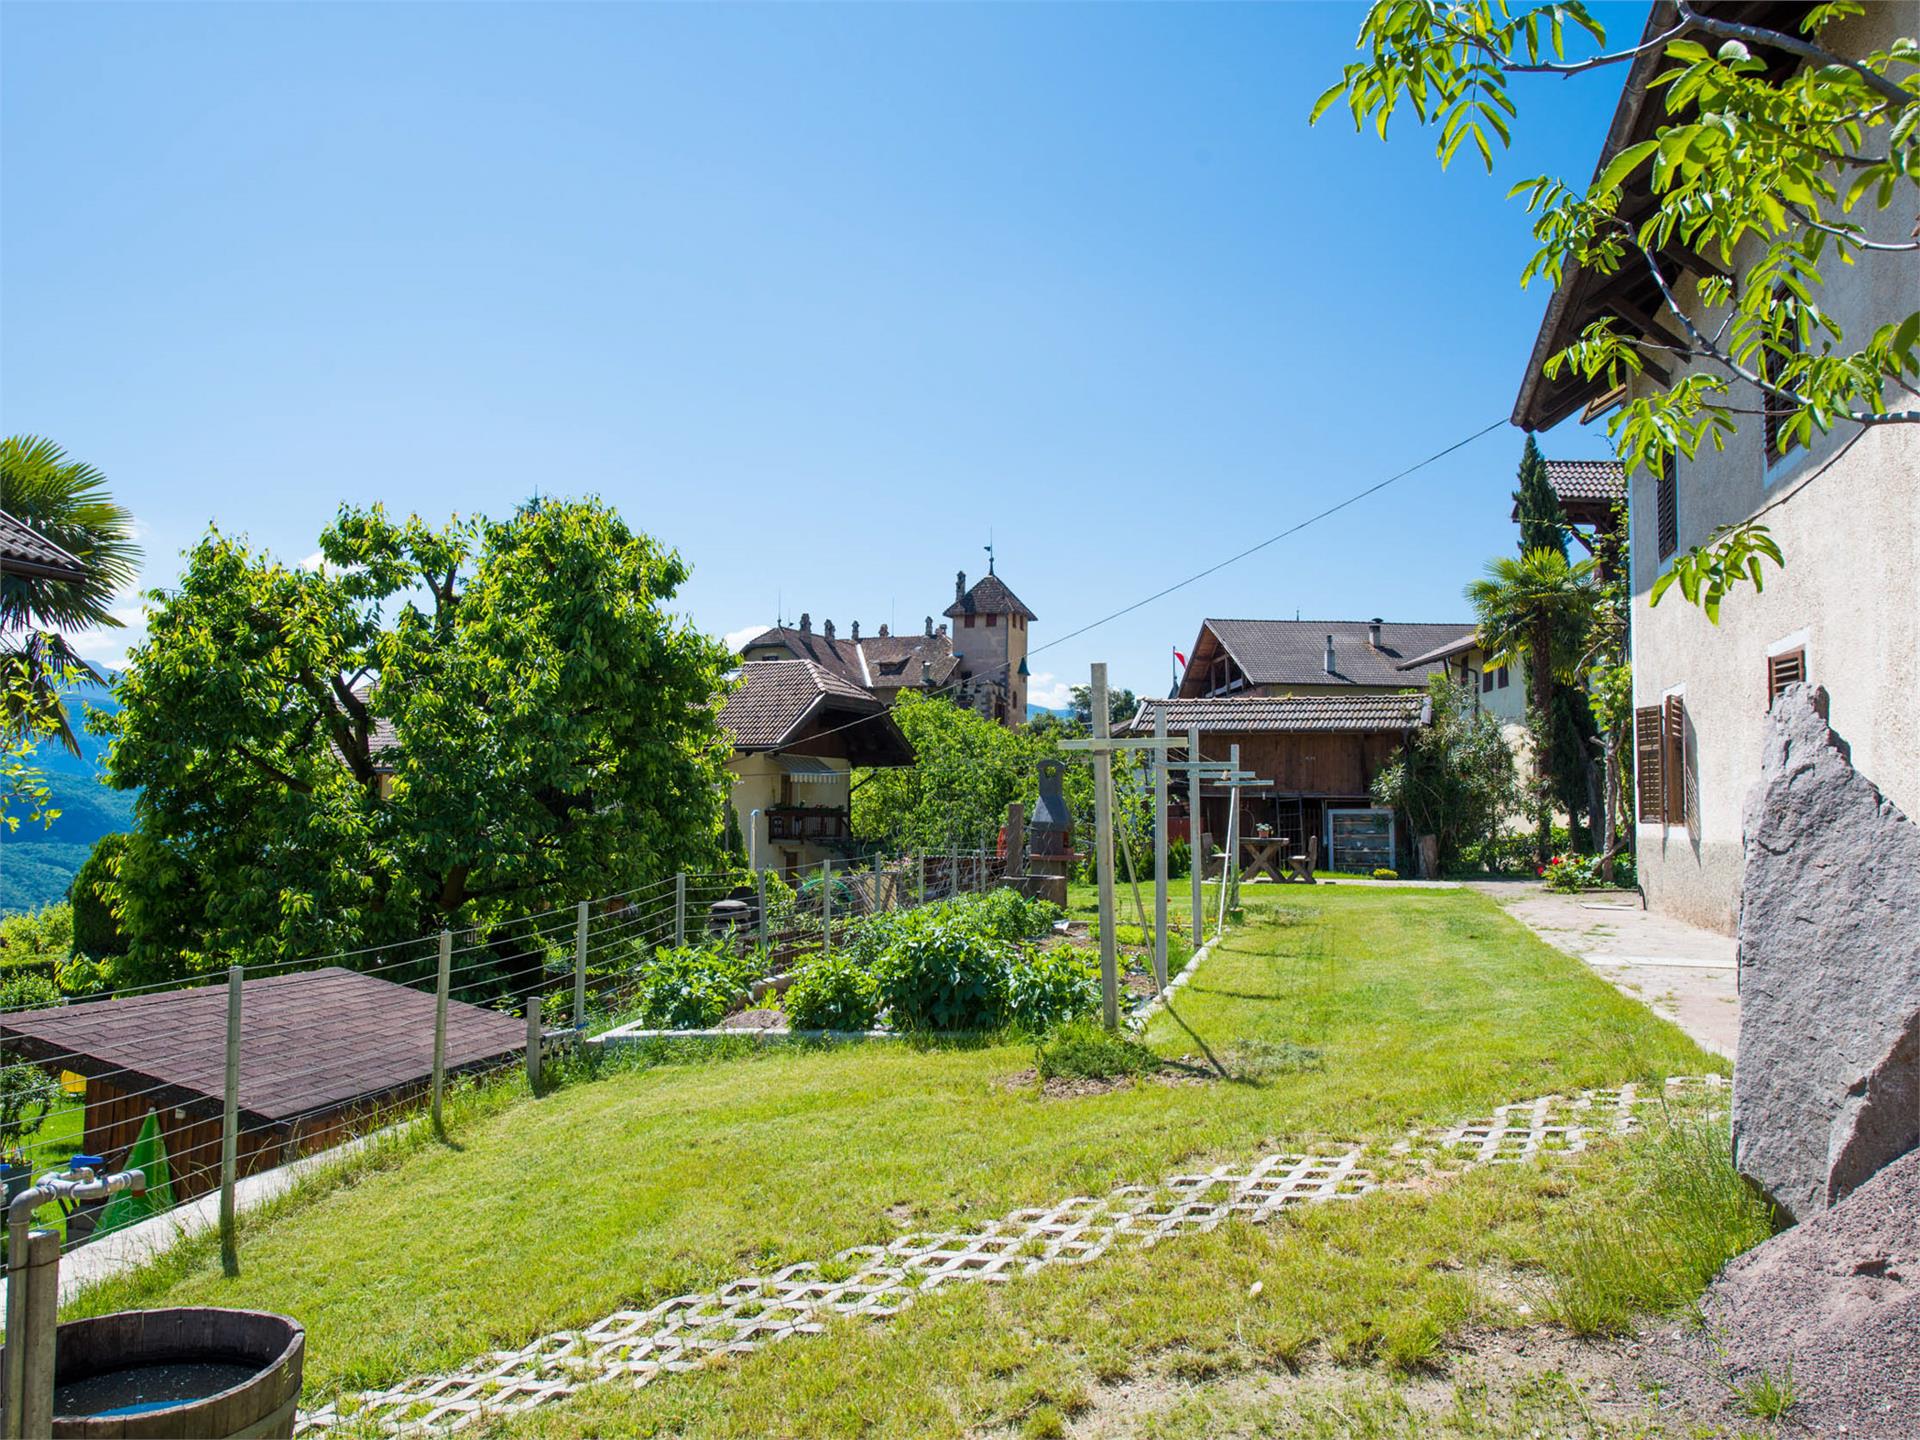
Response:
51,1308,304,1439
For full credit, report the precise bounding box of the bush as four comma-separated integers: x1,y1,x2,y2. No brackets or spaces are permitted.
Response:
1035,1020,1161,1081
1004,945,1100,1033
631,941,761,1030
0,904,70,977
1167,838,1192,879
0,971,59,1014
873,918,1009,1031
69,834,130,959
0,1061,58,1157
1371,868,1398,881
967,887,1064,943
782,953,880,1032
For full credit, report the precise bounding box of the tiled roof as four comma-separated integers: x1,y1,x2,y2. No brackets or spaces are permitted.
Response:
719,659,881,750
1544,459,1626,503
944,573,1036,620
0,510,89,582
737,627,866,685
1119,694,1430,735
1395,633,1481,671
740,626,961,693
1201,619,1475,689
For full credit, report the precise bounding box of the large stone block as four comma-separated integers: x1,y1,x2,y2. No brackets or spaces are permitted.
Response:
1733,683,1920,1220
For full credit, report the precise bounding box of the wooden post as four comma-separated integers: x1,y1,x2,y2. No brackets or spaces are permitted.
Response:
1188,728,1204,949
220,963,242,1277
526,999,542,1091
873,851,886,914
18,1229,58,1439
673,871,687,947
572,900,589,1031
1152,708,1169,992
756,867,769,954
948,836,958,899
1216,744,1240,939
432,930,450,1136
820,858,833,954
914,850,925,905
1091,663,1119,1030
1005,801,1026,885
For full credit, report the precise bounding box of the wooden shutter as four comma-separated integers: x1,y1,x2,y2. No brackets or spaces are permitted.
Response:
1663,696,1689,828
1635,705,1665,823
1656,451,1678,560
1767,649,1806,705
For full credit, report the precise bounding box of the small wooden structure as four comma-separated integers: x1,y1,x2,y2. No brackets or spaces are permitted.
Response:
0,968,527,1201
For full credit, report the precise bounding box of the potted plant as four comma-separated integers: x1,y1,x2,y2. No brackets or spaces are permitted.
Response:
0,1060,58,1203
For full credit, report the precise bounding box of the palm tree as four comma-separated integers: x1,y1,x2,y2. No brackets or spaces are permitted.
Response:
1466,548,1594,867
1,436,141,752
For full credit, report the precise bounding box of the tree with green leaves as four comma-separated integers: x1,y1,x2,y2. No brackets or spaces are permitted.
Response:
1512,434,1569,559
1315,2,1919,611
1466,549,1596,866
1,436,141,829
1371,675,1523,874
1068,683,1139,731
1582,506,1635,879
93,499,734,993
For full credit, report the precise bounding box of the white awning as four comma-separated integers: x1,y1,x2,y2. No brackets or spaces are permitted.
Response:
777,756,844,784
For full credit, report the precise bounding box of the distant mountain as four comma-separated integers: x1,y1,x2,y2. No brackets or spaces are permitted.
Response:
1026,703,1072,722
1,683,136,914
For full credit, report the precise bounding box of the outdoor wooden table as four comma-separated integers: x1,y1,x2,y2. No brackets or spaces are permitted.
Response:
1239,837,1287,883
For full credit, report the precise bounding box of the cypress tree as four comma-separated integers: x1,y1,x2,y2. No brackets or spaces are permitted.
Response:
1513,434,1569,559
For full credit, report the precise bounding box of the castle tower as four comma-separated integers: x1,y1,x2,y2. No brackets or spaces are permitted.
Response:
943,564,1036,725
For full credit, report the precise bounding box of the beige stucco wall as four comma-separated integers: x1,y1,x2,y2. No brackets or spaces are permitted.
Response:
1624,8,1920,932
727,752,853,875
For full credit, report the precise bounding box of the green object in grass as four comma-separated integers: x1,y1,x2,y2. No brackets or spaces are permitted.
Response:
96,1110,176,1237
1371,868,1398,881
1036,1020,1161,1082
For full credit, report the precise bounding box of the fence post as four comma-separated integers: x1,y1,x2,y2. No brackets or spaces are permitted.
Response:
820,858,833,954
674,871,687,947
948,837,958,899
756,867,769,954
220,963,242,1276
1188,728,1204,950
872,851,885,914
17,1229,58,1437
432,931,450,1136
914,850,924,906
572,900,589,1031
526,999,542,1091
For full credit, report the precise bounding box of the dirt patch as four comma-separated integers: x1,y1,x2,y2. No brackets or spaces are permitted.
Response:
1640,1146,1920,1438
998,1065,1217,1098
719,1007,786,1031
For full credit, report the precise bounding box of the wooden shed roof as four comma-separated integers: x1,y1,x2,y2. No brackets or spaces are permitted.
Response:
0,967,527,1129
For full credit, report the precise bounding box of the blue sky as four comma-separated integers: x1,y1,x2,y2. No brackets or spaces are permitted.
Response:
2,2,1636,706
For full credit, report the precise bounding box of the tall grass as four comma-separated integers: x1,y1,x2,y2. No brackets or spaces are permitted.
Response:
1544,1112,1781,1334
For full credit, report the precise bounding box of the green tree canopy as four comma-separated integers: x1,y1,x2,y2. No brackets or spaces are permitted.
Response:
96,499,733,990
1512,434,1569,560
1371,675,1522,873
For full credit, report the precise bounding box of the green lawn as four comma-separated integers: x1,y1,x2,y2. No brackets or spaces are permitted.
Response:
66,886,1737,1428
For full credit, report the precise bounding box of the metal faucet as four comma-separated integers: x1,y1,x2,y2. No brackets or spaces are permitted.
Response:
3,1155,146,1439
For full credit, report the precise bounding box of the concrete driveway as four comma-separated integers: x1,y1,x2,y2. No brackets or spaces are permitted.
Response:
1470,880,1739,1059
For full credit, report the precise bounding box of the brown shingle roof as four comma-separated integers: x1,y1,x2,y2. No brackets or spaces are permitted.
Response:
944,573,1036,621
1120,694,1430,735
1201,619,1475,689
719,659,883,750
0,510,89,583
0,968,526,1128
737,627,866,685
1544,459,1626,503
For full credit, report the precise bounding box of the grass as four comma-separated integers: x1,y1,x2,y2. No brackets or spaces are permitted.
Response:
66,885,1726,1414
1034,1019,1162,1081
1734,1363,1796,1420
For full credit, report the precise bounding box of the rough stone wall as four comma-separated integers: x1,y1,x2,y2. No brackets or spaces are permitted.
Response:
1732,684,1920,1220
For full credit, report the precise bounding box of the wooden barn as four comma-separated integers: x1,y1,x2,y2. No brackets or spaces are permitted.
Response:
1121,694,1430,874
0,967,528,1201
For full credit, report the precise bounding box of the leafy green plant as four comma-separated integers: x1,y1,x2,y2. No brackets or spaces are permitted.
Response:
968,887,1066,943
0,971,60,1014
1370,868,1398,881
631,942,761,1030
1035,1020,1161,1082
872,919,1009,1032
0,1061,58,1159
1734,1362,1797,1420
1004,946,1100,1034
1650,521,1785,624
782,953,880,1032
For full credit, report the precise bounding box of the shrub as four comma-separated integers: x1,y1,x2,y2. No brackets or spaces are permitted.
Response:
0,1061,57,1158
873,918,1009,1031
1371,868,1398,881
967,887,1064,943
1035,1020,1161,1082
1167,838,1192,879
69,834,130,959
0,904,71,977
632,942,760,1030
1004,945,1100,1033
0,971,59,1014
1542,852,1637,892
782,953,880,1032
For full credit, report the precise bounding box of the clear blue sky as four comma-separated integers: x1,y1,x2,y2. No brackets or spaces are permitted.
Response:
2,2,1638,706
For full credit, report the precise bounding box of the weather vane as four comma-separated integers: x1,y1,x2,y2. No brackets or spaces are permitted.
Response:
984,533,995,575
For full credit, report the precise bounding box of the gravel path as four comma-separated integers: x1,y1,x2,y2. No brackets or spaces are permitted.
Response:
1647,1146,1919,1438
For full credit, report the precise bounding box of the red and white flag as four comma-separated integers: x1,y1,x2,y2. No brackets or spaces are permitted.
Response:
1173,649,1188,669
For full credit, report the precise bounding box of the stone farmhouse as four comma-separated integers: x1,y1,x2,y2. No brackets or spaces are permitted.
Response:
738,566,1037,727
1514,1,1920,932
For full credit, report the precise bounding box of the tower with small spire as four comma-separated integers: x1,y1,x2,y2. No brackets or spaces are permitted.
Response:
943,550,1037,724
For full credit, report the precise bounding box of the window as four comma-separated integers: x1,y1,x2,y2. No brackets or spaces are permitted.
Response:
1656,450,1678,561
1481,664,1508,692
964,614,976,628
1767,648,1806,705
1635,695,1695,827
986,614,997,627
1497,666,1509,690
1762,293,1805,467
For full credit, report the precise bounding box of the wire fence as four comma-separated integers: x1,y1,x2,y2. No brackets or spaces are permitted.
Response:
0,848,1016,1266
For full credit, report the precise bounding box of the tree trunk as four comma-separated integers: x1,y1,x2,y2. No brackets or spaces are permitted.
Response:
1531,622,1555,868
1599,730,1620,884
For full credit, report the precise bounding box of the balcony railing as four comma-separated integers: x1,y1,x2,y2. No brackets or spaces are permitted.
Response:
767,807,850,841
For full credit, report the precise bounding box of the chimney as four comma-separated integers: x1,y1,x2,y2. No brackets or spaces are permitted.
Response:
938,623,948,638
799,612,811,634
925,615,934,637
823,618,835,639
955,571,966,602
878,623,888,637
851,620,860,641
1368,618,1383,648
1324,634,1336,675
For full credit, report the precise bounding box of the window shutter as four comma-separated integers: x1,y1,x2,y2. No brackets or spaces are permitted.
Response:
1656,451,1679,561
1663,696,1689,827
1635,705,1665,823
1767,649,1806,705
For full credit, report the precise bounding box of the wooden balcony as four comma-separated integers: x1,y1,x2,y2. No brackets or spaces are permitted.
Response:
767,807,850,841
